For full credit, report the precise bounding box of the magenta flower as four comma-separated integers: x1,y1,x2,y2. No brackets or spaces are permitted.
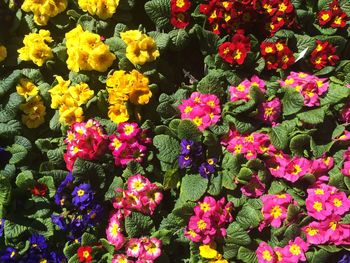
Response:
261,194,293,228
280,237,309,262
284,157,310,182
256,242,276,263
257,97,281,125
106,215,125,250
302,221,327,245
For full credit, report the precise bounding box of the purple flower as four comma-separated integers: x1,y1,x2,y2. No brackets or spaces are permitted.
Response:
178,154,193,168
180,139,194,155
51,214,67,230
29,234,47,251
54,172,74,206
0,218,4,237
338,252,350,263
84,204,103,227
0,247,17,262
72,183,93,210
198,158,217,178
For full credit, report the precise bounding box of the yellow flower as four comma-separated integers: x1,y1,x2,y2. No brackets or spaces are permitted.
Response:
21,0,67,26
59,106,84,125
199,242,218,259
68,83,94,106
49,76,71,109
78,0,120,20
18,30,53,66
108,103,129,123
0,45,7,62
16,78,39,99
120,30,143,45
65,25,116,72
88,44,116,72
19,95,46,128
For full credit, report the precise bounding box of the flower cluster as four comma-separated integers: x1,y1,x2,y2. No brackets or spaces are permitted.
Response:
0,45,7,63
106,70,152,123
178,92,221,130
260,41,295,70
21,0,67,25
256,237,309,263
199,0,296,36
221,129,274,160
109,122,151,166
310,40,339,70
112,174,163,216
120,30,160,65
19,95,46,129
218,30,251,65
170,0,191,28
178,139,217,178
260,193,293,229
64,119,108,171
184,196,233,244
18,30,53,66
279,71,329,107
229,75,266,102
65,25,116,72
52,172,104,240
257,98,282,126
317,0,348,28
49,76,94,125
78,0,120,19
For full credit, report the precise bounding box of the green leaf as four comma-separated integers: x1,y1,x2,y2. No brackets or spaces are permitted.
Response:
148,31,170,52
144,0,170,30
63,243,80,259
153,135,180,164
269,124,289,150
197,69,228,98
105,176,124,201
295,34,315,57
0,176,11,205
320,82,350,106
225,222,252,246
191,25,220,56
177,120,202,142
4,220,28,240
287,204,301,221
0,70,22,97
235,203,262,230
124,212,154,237
37,176,56,198
297,108,325,124
179,174,208,202
237,167,253,183
207,173,222,196
0,120,21,139
289,134,311,156
168,29,190,51
15,171,34,189
282,88,304,116
163,168,180,190
7,144,27,164
237,246,258,263
82,232,96,246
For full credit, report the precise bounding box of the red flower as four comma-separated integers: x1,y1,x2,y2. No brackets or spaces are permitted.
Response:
171,0,191,12
260,42,276,56
318,10,332,25
218,30,250,65
310,40,339,69
276,0,294,15
260,41,294,70
77,246,92,263
278,48,295,69
31,183,48,196
331,12,347,28
171,12,190,28
329,0,341,12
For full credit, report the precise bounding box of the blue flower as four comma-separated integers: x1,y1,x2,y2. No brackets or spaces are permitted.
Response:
29,234,47,251
54,172,74,206
0,218,4,237
0,247,17,262
51,214,67,230
338,252,350,263
180,139,194,155
84,204,103,227
72,183,94,210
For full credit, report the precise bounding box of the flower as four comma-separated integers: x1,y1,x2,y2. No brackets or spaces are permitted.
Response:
0,247,17,262
121,30,160,65
29,234,47,251
260,41,295,70
0,45,7,62
310,40,339,69
16,78,39,98
256,242,276,263
261,193,293,228
18,30,53,66
199,242,218,259
241,174,266,197
78,0,120,19
31,183,48,196
317,0,348,28
72,183,94,210
106,215,125,250
280,237,309,262
77,246,92,263
257,97,281,125
19,95,46,128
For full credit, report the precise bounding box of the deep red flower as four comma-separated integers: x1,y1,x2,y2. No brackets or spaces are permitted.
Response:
276,0,294,15
31,183,48,196
77,246,92,263
331,12,347,28
218,30,250,65
171,12,190,28
171,0,191,12
318,10,333,25
260,41,294,70
310,40,339,69
329,0,341,12
277,48,295,69
260,42,276,56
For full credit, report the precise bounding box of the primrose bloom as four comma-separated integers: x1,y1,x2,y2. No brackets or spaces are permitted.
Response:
178,92,221,131
229,75,266,102
302,221,327,245
64,119,108,171
284,157,310,182
78,0,120,19
106,214,125,250
256,242,276,263
257,97,281,125
72,183,94,210
280,237,309,262
261,193,293,228
279,72,329,107
109,122,151,167
185,196,233,244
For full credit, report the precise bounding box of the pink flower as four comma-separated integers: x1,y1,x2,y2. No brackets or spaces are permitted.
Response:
341,160,350,177
126,238,143,258
261,194,292,228
257,97,281,125
241,174,266,197
118,122,140,140
106,216,125,250
256,242,276,263
302,221,327,245
284,157,310,182
281,237,309,262
229,76,266,102
329,192,350,215
194,196,219,216
128,174,151,193
340,101,350,123
112,254,133,263
305,195,332,220
142,238,162,260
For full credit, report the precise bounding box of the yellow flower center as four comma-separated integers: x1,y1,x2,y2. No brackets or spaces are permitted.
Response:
330,221,337,230
83,251,90,258
193,116,202,126
233,49,242,60
285,78,294,85
197,219,207,230
334,16,342,25
184,106,192,113
289,244,301,255
270,205,282,219
176,0,185,8
236,84,246,91
262,250,273,261
279,3,287,12
292,164,302,175
333,198,342,207
265,107,274,116
313,201,323,212
124,125,134,135
265,47,274,53
111,223,119,236
77,189,85,197
321,13,330,21
200,202,211,212
306,227,318,236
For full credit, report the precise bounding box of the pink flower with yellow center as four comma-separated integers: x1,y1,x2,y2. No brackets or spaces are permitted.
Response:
127,174,150,193
284,157,310,182
126,238,143,258
302,221,326,245
142,237,162,260
256,242,276,263
261,194,292,228
305,196,332,220
106,217,125,250
118,122,140,140
280,237,309,263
